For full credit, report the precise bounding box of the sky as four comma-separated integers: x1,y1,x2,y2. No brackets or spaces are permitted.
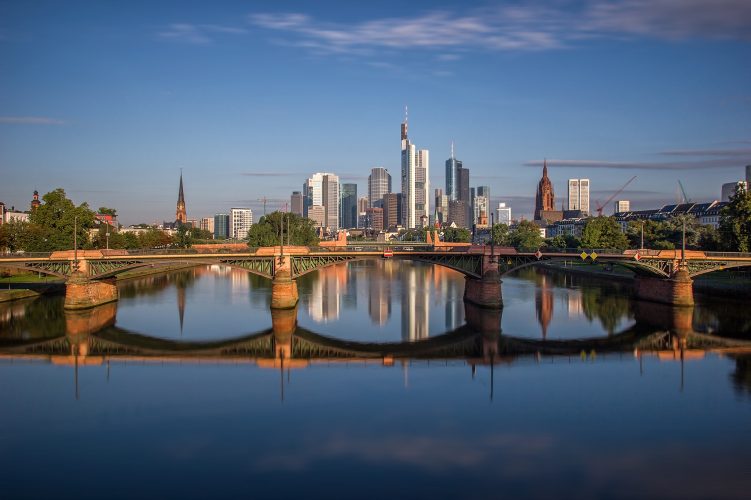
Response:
1,0,750,225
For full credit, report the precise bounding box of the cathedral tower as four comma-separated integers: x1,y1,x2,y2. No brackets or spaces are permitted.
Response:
534,160,555,220
176,172,187,224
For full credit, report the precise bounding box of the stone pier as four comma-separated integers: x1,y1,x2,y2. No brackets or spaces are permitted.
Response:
634,268,694,307
270,255,299,310
463,252,503,309
64,276,119,310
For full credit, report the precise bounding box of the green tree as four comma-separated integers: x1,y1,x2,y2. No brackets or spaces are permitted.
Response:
0,220,48,252
720,185,751,252
580,216,628,250
175,225,192,248
138,228,173,249
189,227,213,240
509,220,544,251
491,223,510,246
443,227,471,243
247,211,319,247
97,207,117,217
29,188,96,250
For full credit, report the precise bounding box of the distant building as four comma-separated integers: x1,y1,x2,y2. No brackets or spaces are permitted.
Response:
200,217,214,235
747,164,751,184
400,109,429,228
435,189,448,225
448,200,468,228
567,178,590,215
368,167,391,208
614,200,728,230
722,181,748,201
290,191,303,216
229,208,253,239
445,143,460,201
364,207,384,232
614,200,630,213
176,172,187,224
455,164,471,226
307,205,326,229
473,195,489,228
383,192,400,230
496,202,511,225
340,183,358,229
214,214,230,239
30,190,41,211
534,160,555,220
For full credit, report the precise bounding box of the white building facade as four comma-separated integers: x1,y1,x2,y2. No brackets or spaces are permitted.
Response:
568,178,590,215
229,208,253,239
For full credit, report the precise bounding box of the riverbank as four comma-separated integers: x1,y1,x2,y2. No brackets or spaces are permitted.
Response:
0,289,42,303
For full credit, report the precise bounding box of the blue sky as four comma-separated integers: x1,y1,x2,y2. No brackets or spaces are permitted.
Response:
1,0,750,224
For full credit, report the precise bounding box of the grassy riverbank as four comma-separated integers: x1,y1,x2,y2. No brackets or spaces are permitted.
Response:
0,289,42,303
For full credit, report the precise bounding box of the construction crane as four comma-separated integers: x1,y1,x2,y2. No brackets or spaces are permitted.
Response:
257,197,288,215
677,180,691,203
595,175,637,216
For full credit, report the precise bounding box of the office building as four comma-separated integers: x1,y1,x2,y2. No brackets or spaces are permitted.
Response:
496,203,511,225
364,207,384,232
229,208,252,239
400,109,429,228
290,191,303,216
199,217,214,235
448,200,468,228
445,142,460,201
368,167,391,208
340,183,357,229
473,195,489,227
722,181,748,201
567,178,590,215
213,214,230,239
383,192,400,230
304,172,340,231
307,205,325,228
614,200,630,213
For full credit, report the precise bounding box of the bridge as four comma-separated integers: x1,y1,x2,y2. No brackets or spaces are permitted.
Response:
1,237,750,309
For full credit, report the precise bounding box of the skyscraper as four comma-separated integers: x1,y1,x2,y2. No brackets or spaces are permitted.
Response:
455,164,471,227
322,173,340,231
534,160,555,220
229,208,252,239
383,192,400,230
567,178,590,215
291,191,303,216
400,108,429,228
496,203,511,225
445,142,460,201
340,183,357,229
176,172,187,224
368,167,391,208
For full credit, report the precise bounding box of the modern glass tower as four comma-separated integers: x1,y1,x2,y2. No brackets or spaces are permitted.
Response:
340,183,358,229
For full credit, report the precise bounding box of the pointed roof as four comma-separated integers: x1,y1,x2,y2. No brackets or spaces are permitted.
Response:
178,172,185,205
543,158,548,178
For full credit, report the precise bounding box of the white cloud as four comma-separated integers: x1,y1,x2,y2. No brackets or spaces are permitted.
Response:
158,23,247,44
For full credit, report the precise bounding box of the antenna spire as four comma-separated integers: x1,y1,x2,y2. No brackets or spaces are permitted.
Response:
451,140,455,159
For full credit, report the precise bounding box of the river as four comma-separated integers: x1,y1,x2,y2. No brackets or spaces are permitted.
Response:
1,260,750,499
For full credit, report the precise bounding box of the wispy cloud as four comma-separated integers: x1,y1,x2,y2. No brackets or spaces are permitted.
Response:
249,1,751,57
158,23,247,44
524,158,742,170
659,148,751,157
0,116,65,125
239,171,304,177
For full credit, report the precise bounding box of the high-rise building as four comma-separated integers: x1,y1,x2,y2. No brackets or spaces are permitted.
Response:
435,189,448,225
322,174,340,231
400,108,429,228
746,164,751,184
176,172,187,224
614,200,630,213
383,192,400,230
290,191,303,216
473,195,489,228
364,207,384,232
213,214,230,239
496,202,511,225
308,206,326,229
448,200,468,228
340,183,358,229
229,208,252,239
722,181,748,201
199,217,214,235
368,167,391,208
445,142,460,201
534,160,555,220
567,178,590,215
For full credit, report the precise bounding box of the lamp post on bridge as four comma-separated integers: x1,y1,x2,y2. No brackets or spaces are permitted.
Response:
73,215,79,273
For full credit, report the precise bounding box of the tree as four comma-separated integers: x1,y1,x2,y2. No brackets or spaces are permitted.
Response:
545,233,581,250
491,223,510,246
720,185,751,252
174,225,192,248
443,227,471,243
509,220,544,251
97,207,117,217
580,216,628,250
138,228,173,249
247,211,319,247
29,188,96,250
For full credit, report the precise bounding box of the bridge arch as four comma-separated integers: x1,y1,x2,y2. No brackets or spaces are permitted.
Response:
688,262,751,278
499,256,670,278
87,258,277,281
291,254,482,279
0,261,69,279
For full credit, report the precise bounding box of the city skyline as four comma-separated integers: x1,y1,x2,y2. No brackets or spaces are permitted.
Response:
1,0,750,225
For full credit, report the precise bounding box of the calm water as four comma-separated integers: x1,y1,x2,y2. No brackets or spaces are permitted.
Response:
1,261,750,499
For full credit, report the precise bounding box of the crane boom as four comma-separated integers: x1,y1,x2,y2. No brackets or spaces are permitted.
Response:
678,180,690,203
596,175,637,216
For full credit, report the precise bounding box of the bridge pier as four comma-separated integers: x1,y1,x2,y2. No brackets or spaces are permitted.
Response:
64,275,119,310
271,255,299,310
634,268,694,307
464,274,502,309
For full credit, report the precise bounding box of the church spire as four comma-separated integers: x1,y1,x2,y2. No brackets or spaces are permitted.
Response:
176,170,187,224
543,158,548,177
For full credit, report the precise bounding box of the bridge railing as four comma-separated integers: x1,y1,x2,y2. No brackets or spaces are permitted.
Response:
704,251,751,259
0,251,54,259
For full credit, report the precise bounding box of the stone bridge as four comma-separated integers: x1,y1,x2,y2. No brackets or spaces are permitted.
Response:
1,242,750,309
